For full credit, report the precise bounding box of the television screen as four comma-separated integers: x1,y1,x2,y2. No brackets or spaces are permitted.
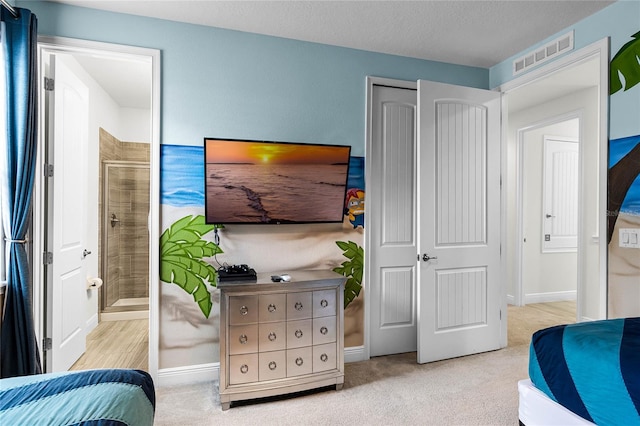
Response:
204,138,351,224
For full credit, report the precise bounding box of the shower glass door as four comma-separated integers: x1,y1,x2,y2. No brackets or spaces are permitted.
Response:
101,161,150,314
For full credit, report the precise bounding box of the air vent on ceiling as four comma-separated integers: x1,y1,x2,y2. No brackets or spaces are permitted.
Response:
513,31,574,76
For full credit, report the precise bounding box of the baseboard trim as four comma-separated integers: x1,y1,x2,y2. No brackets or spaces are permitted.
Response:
158,363,219,387
524,290,576,304
100,310,149,321
344,345,365,363
157,346,367,387
85,313,98,335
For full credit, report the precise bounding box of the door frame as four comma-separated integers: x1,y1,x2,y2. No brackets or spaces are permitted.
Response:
498,38,609,320
32,36,161,380
364,76,417,360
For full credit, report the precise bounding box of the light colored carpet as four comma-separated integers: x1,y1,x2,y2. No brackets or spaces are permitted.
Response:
155,302,575,425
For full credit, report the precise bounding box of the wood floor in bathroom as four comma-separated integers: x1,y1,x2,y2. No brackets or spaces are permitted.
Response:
70,319,148,371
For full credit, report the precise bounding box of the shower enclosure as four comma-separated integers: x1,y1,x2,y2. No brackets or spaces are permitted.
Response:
101,161,150,318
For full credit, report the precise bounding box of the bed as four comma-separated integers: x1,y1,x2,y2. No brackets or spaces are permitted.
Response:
519,317,640,426
0,368,155,425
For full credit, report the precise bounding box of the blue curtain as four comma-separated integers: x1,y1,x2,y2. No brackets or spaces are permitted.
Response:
1,6,41,378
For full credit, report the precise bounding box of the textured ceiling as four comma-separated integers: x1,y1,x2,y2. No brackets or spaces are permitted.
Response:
47,0,614,68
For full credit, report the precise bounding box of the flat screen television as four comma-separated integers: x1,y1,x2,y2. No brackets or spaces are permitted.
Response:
204,138,351,224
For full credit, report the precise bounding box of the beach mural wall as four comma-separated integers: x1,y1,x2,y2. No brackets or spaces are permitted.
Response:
607,30,640,319
159,144,365,369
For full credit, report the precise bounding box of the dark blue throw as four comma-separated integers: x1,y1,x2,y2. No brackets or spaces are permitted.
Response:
529,318,640,425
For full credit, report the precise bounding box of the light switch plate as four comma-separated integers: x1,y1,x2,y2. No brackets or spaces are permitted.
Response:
619,228,640,248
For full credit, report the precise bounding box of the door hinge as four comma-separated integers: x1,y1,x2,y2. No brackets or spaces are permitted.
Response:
43,337,52,351
44,163,54,177
44,77,54,91
43,252,53,265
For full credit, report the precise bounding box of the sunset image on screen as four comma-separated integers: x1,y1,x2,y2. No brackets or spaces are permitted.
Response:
205,139,351,224
205,139,349,165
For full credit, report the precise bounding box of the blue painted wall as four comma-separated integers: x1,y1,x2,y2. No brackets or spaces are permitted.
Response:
21,1,487,156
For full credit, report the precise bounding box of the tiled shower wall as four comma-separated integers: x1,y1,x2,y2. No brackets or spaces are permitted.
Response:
99,128,150,309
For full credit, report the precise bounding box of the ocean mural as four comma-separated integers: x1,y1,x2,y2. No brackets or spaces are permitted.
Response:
607,29,640,319
159,144,365,368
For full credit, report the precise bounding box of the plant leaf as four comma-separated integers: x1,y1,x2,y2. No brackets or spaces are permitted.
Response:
333,240,364,309
159,215,223,318
610,31,640,94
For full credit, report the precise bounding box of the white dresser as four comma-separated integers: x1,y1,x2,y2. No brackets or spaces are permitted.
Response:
218,270,345,410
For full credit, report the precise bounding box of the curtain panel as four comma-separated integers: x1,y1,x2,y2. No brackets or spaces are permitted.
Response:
0,6,41,378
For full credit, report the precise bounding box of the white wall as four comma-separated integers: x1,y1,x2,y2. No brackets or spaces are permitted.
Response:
506,86,601,320
521,119,578,302
119,107,151,143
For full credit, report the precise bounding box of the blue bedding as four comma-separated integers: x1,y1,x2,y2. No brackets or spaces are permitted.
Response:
0,368,155,425
529,317,640,425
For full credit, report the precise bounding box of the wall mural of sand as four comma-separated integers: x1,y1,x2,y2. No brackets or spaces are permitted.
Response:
608,134,640,318
158,144,365,369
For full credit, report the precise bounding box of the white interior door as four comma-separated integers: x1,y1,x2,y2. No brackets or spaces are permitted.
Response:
45,54,90,372
368,84,418,356
543,136,579,252
417,80,503,364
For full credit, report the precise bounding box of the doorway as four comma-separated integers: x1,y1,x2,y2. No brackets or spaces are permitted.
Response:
33,37,160,378
501,39,609,322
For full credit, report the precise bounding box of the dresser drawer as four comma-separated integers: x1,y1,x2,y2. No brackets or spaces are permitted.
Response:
313,343,337,373
258,321,286,352
313,316,336,345
229,324,258,355
286,319,312,349
313,289,336,318
259,294,286,323
229,353,259,385
229,295,258,325
286,347,313,377
287,292,312,320
258,350,287,381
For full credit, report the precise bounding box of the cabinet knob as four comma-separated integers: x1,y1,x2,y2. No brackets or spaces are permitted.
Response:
295,357,304,366
320,299,328,308
239,334,248,344
267,303,276,313
295,329,303,339
268,332,277,341
320,326,328,335
268,361,277,371
320,353,328,362
294,301,303,311
240,364,249,374
240,305,249,315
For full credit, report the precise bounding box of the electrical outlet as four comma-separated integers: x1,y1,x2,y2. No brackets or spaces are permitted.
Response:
619,228,640,249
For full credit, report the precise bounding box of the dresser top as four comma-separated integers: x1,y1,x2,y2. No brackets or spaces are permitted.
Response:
217,269,345,292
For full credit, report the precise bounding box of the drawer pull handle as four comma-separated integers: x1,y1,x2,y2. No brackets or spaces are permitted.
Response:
295,329,303,338
240,364,249,374
295,357,304,366
267,303,276,313
268,332,277,341
294,301,303,311
239,334,248,344
320,299,328,308
240,305,249,316
269,361,277,371
320,353,328,362
320,326,328,335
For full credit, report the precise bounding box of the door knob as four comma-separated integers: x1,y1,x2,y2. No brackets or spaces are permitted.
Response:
82,249,92,259
422,253,437,261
